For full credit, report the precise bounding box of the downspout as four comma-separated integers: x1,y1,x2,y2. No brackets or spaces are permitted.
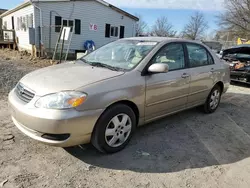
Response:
30,0,43,47
49,10,60,54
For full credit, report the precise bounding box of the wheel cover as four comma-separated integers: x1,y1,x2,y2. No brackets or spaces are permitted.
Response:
105,113,132,148
210,89,220,110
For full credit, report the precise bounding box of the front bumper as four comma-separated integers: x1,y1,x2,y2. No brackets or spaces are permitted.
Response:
230,70,250,83
231,70,250,77
8,89,104,147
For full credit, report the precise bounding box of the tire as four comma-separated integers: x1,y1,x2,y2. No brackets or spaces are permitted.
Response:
247,76,250,83
91,104,136,153
203,85,222,114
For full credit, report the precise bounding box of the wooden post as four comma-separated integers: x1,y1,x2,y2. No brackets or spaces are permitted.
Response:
52,26,63,61
13,30,17,50
38,26,41,57
59,29,66,64
31,45,36,58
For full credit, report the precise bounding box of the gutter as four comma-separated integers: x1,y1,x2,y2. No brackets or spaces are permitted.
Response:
0,2,31,18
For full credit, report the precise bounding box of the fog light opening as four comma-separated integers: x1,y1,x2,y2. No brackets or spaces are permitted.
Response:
41,133,70,141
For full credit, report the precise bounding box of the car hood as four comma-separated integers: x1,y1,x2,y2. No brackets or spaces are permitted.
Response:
223,45,250,56
20,62,124,96
222,45,250,62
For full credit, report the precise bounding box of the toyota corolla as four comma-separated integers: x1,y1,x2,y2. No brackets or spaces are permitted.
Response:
9,37,230,153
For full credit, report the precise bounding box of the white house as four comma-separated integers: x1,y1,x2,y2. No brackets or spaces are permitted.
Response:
0,0,138,55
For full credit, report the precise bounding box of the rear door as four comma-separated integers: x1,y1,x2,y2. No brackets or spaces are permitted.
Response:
185,43,216,107
145,43,190,121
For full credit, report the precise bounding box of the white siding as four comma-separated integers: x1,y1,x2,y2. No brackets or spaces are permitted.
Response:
35,1,136,51
2,5,35,51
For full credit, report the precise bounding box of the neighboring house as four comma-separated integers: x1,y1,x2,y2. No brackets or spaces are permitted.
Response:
0,9,7,14
202,41,223,52
0,0,138,54
0,9,7,27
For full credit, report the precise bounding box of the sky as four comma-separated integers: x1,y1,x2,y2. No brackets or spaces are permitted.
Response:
2,0,224,34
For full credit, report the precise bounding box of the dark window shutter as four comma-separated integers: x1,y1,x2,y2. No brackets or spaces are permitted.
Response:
105,24,111,38
75,19,81,34
120,26,125,38
55,16,62,32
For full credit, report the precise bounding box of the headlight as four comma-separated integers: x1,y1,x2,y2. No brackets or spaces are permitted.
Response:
35,91,87,109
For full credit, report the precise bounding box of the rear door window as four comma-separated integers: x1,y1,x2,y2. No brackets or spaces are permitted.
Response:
186,43,214,68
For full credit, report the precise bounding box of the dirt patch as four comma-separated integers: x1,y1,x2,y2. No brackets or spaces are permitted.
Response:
1,57,250,188
0,49,50,98
0,49,52,67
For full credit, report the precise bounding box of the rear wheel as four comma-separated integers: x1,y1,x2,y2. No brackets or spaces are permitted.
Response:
203,85,222,114
91,104,136,153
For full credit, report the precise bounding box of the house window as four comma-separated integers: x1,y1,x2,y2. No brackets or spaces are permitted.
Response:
28,14,34,28
63,19,68,26
111,26,118,37
16,15,31,31
26,15,28,25
105,24,119,38
55,16,81,34
17,18,20,30
62,19,74,32
3,21,7,29
21,16,27,31
69,20,74,32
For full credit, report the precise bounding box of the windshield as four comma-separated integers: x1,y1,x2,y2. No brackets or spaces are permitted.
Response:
81,40,158,70
223,53,250,62
235,53,250,58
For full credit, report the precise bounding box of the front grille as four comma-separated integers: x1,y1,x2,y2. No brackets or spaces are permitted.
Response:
15,83,35,103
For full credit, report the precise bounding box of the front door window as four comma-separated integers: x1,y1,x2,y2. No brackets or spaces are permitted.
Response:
151,43,185,71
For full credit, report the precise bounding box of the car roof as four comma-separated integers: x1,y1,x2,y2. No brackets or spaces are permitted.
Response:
122,37,204,44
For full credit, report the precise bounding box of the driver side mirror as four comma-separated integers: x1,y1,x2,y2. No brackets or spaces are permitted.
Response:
148,63,169,74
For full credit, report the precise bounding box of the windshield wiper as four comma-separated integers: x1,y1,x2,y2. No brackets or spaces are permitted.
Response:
89,62,124,71
79,58,89,64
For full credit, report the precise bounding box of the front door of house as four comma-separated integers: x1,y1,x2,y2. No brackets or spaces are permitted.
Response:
11,16,15,30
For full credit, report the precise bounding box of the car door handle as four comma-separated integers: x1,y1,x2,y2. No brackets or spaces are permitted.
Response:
181,73,190,78
210,68,215,73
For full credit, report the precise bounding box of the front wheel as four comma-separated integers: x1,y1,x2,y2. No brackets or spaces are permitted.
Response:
203,85,222,114
91,104,136,153
247,76,250,83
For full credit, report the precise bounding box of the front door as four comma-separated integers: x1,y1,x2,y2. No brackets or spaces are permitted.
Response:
185,43,216,107
145,43,190,122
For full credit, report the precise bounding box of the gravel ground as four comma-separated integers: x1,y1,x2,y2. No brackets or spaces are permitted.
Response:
1,50,250,188
0,49,50,97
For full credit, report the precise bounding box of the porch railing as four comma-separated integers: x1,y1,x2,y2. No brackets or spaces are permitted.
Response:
0,29,15,43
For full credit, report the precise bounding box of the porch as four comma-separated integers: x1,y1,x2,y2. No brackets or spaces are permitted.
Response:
0,29,16,49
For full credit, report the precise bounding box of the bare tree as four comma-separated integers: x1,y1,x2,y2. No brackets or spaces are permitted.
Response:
214,29,236,41
151,16,177,37
181,12,208,40
135,14,148,36
218,0,250,39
